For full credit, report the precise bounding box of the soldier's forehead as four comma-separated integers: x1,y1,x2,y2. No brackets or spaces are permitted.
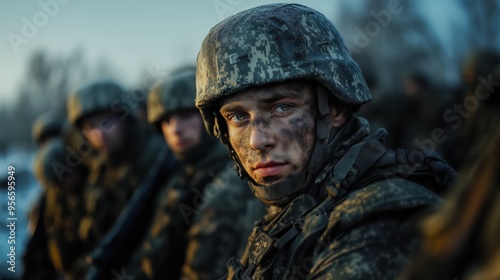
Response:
220,82,313,107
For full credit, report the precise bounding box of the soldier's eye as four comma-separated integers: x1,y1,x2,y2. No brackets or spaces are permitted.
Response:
229,113,248,123
274,104,292,113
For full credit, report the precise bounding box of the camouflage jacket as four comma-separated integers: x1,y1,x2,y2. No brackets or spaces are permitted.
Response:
129,141,266,280
228,117,457,280
79,128,165,247
43,182,86,273
28,138,88,279
181,161,267,280
66,128,165,280
22,194,59,280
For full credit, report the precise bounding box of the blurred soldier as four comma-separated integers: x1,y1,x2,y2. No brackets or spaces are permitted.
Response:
30,138,88,279
66,81,166,276
127,69,265,280
444,49,500,171
23,112,65,280
399,49,500,280
195,4,458,279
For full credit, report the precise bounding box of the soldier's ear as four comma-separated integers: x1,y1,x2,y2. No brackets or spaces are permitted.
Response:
329,106,347,128
317,84,348,128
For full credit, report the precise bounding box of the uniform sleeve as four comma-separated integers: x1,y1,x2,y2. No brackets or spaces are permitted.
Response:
181,168,265,280
309,216,421,280
138,183,187,279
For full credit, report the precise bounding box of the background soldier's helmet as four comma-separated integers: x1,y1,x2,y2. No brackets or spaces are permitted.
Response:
33,139,67,187
67,81,131,126
32,112,64,145
196,3,371,138
147,70,197,131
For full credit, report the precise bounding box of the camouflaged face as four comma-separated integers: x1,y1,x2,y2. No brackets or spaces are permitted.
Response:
196,3,371,136
67,81,129,125
147,70,197,125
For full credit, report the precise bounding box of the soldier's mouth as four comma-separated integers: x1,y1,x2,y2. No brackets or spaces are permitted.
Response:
253,161,288,178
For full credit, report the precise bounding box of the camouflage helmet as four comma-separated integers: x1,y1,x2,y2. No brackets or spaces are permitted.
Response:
196,3,371,137
67,81,131,126
32,112,64,145
147,70,197,128
33,139,67,186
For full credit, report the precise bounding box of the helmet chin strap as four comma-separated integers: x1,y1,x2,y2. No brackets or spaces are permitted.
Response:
221,86,337,207
307,85,333,177
248,169,308,206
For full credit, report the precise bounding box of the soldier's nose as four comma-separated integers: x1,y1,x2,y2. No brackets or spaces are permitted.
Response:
249,124,276,151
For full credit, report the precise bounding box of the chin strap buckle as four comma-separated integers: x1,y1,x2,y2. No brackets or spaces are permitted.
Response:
274,219,305,249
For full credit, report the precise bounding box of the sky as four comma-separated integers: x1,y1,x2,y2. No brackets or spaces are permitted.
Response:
0,0,468,106
0,0,338,105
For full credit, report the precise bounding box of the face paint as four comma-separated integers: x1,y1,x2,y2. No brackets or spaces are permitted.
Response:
220,82,316,186
81,112,129,155
161,110,204,155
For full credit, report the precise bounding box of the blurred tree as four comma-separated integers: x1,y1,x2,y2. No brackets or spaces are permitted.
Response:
0,49,119,149
333,0,498,158
335,0,500,93
335,0,447,93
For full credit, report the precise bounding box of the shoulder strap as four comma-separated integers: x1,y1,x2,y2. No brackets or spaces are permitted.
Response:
325,128,458,201
353,147,458,196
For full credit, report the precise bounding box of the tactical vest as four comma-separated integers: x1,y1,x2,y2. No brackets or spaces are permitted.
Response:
138,142,231,279
229,128,458,279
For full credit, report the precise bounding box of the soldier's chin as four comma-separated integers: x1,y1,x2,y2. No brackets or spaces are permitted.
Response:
257,176,284,187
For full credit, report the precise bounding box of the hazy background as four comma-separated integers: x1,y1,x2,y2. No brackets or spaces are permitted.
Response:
0,0,499,277
1,0,499,150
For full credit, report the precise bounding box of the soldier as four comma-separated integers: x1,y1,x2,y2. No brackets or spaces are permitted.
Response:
195,4,458,279
29,138,88,279
23,112,65,280
127,69,265,279
66,81,166,277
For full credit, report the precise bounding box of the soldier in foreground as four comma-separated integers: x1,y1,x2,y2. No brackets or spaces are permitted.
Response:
195,4,458,279
127,69,265,279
